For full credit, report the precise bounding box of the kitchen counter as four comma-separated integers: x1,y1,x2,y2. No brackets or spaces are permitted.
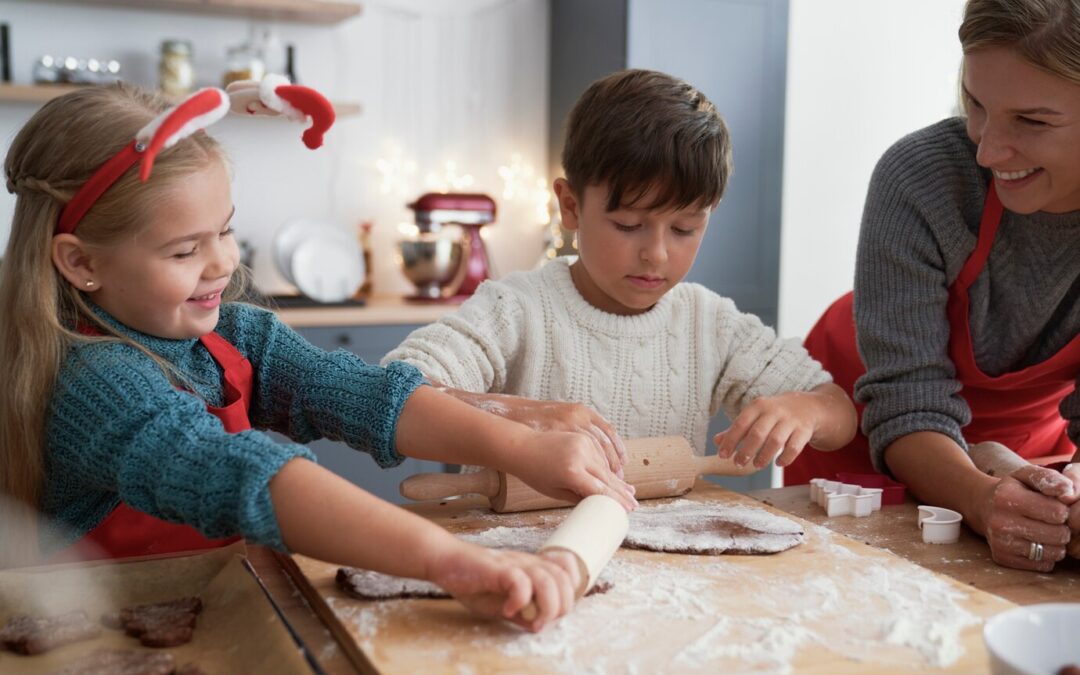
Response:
273,295,458,328
245,481,1080,673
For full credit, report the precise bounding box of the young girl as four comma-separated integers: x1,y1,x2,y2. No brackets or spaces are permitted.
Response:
384,69,858,472
0,83,635,631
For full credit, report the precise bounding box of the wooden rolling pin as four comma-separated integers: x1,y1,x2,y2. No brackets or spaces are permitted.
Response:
520,494,629,621
400,435,758,513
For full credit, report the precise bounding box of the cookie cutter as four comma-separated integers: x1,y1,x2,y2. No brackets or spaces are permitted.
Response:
809,478,883,518
917,505,962,544
835,472,907,506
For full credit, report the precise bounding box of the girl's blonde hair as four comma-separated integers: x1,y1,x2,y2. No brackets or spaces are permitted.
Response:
0,84,235,563
960,0,1080,85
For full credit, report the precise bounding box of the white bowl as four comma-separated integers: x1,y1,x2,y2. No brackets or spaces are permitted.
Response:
983,603,1080,675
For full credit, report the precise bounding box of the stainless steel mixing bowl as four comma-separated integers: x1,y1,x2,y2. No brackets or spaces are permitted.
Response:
397,236,463,299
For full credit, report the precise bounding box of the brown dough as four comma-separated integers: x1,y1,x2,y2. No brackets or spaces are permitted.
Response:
336,566,613,601
622,499,804,555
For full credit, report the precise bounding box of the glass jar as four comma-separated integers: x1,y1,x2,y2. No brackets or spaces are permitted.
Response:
159,40,194,97
222,42,265,87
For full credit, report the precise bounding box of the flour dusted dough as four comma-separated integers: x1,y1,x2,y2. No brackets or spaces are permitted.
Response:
623,499,804,554
336,525,613,601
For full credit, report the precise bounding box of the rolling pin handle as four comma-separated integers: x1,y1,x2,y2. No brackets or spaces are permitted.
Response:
399,469,501,501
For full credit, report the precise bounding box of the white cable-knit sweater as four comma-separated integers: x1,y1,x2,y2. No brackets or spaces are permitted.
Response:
383,258,831,455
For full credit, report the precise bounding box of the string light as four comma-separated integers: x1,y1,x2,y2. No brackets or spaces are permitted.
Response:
375,142,418,196
424,160,475,193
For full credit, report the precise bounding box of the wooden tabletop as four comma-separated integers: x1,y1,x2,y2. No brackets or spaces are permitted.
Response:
243,482,1062,674
746,484,1080,606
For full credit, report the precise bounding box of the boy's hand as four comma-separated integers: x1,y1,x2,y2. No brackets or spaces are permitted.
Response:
506,431,637,512
434,385,627,479
713,391,823,469
429,542,578,632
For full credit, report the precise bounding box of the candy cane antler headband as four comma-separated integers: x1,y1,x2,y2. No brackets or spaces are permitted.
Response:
55,76,336,236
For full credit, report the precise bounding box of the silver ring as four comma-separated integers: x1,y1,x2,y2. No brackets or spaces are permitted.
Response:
1029,541,1044,562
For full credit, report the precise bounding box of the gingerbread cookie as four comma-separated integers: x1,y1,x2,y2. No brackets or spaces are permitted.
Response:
101,596,202,648
46,648,175,675
0,610,101,655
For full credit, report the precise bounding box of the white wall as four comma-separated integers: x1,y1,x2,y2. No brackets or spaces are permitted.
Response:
0,0,550,297
778,0,967,339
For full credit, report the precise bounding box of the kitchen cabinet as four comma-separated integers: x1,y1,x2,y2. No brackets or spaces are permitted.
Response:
550,0,790,491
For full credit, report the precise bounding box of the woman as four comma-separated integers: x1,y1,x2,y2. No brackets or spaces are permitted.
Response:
786,0,1080,573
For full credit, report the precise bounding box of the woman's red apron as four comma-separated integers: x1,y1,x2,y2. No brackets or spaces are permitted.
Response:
786,183,1080,485
51,331,252,561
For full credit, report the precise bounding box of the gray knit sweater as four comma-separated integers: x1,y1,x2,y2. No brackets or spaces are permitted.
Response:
854,117,1080,472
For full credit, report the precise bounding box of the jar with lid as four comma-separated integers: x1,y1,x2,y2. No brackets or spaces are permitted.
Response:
223,41,265,87
159,39,194,97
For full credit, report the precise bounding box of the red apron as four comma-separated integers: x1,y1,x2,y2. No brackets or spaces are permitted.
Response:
51,331,251,561
786,183,1080,485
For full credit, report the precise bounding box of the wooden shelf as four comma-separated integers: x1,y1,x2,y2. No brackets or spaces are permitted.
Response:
0,83,361,116
33,0,361,24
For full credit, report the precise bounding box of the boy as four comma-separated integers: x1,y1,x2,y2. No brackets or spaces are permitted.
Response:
384,69,856,471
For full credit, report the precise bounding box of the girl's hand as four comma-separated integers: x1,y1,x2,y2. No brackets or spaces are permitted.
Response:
428,542,579,632
713,391,824,469
506,430,637,512
975,475,1071,572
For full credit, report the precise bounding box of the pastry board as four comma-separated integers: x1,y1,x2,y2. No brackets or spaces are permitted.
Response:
0,542,315,674
282,484,1015,674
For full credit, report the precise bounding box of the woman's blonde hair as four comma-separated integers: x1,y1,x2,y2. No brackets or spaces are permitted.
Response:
960,0,1080,85
0,84,237,562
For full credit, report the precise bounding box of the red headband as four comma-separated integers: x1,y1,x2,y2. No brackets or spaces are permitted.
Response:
55,77,336,236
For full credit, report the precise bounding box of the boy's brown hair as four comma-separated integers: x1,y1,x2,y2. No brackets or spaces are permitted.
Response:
561,69,732,212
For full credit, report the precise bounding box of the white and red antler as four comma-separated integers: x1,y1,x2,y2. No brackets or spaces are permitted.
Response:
136,87,230,182
226,74,336,149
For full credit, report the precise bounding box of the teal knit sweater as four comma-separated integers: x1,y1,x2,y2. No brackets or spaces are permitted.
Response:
41,302,425,555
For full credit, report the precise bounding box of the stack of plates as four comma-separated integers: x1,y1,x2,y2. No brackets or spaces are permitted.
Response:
273,219,365,303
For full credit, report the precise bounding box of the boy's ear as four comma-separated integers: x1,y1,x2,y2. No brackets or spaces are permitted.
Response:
553,178,582,232
51,234,99,291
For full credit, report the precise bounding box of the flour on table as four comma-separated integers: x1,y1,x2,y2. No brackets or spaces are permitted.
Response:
624,499,804,554
329,513,982,674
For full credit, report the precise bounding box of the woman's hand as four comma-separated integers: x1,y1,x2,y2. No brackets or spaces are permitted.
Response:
975,475,1071,572
504,430,637,512
435,386,627,479
714,385,854,469
428,541,580,632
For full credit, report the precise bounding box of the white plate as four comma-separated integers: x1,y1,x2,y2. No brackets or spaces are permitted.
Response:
290,236,365,303
273,219,358,286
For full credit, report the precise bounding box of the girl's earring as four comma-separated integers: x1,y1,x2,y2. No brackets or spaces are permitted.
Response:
84,280,95,288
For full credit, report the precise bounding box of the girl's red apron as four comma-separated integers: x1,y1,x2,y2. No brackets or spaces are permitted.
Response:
786,183,1080,485
51,331,251,561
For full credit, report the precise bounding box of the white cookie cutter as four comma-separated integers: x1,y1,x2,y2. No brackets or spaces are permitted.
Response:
917,505,962,544
809,478,883,518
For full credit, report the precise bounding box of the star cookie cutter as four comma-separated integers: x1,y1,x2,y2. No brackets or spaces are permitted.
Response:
809,478,884,518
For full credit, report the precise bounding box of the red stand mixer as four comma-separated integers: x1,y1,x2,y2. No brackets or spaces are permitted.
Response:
404,193,496,301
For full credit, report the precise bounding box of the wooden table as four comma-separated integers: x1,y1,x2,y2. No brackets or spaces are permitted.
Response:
244,482,1064,674
745,485,1080,606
